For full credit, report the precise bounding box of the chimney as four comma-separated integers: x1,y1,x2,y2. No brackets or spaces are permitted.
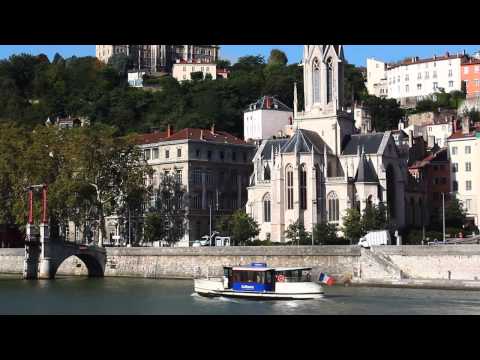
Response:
210,123,215,135
167,124,172,137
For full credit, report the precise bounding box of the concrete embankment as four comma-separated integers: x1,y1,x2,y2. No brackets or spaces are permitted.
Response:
2,245,480,290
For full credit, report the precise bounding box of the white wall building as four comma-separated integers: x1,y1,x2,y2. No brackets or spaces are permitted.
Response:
448,121,480,226
243,96,293,141
172,61,217,82
96,45,129,64
366,58,388,98
367,52,467,106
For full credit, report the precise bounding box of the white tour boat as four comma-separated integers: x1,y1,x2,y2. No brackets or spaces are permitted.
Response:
194,263,327,300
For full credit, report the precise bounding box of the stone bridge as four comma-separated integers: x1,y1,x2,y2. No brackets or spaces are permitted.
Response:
24,240,106,280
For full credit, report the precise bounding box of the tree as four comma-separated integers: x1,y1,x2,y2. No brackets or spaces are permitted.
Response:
216,59,231,69
146,173,187,245
362,95,404,131
312,222,339,245
344,63,368,107
445,197,467,229
268,49,288,66
342,208,363,244
284,220,311,245
218,210,259,246
190,71,204,81
361,202,388,233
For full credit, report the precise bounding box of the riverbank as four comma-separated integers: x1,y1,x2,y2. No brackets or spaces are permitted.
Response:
2,245,480,290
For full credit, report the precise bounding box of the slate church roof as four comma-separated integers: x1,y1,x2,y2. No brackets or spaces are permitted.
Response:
281,129,324,154
355,154,379,183
342,133,385,155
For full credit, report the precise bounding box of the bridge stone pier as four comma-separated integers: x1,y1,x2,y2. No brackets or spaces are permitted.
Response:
22,184,106,280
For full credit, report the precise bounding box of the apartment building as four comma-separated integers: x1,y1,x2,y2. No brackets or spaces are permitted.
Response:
462,57,480,98
367,52,468,107
135,126,255,246
448,119,480,226
172,61,217,82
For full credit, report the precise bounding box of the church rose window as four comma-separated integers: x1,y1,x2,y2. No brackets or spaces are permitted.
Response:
327,191,339,223
286,165,294,210
313,58,320,104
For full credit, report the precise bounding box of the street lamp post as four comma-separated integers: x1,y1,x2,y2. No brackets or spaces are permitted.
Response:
442,192,446,244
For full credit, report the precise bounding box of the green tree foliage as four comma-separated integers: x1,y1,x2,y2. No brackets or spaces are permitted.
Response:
312,221,340,245
413,89,466,113
445,197,467,229
267,49,288,66
0,122,151,244
463,108,480,123
361,202,388,233
342,208,363,244
217,210,259,246
144,173,187,245
216,59,231,68
344,63,368,107
190,71,204,81
361,95,405,131
284,220,311,245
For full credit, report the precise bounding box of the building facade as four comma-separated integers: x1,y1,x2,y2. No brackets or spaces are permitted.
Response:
367,52,468,107
172,61,217,82
96,45,219,74
135,126,255,246
448,120,480,226
247,45,406,242
243,96,293,141
462,57,480,98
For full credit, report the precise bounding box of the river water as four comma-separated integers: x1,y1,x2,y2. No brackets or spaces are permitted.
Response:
1,275,480,315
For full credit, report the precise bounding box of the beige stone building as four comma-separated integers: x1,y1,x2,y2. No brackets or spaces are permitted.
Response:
247,45,407,242
172,61,217,82
135,126,255,246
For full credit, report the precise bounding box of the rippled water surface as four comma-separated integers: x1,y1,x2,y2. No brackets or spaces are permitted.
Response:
1,275,480,315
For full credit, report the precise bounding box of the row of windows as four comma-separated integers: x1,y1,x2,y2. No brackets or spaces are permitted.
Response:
464,79,480,88
144,147,181,161
195,148,247,162
402,81,454,93
451,162,473,172
452,180,473,192
182,66,211,72
388,69,453,84
191,169,245,186
451,146,472,155
190,193,239,210
463,66,480,74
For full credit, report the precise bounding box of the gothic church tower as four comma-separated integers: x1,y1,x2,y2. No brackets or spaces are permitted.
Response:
294,45,354,158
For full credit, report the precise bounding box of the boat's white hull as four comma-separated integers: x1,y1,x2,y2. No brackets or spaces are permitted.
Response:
194,279,324,300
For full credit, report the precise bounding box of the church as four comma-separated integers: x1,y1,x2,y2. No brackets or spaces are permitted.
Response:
246,45,407,242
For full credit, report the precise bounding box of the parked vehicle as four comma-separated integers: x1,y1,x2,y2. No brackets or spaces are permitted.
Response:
358,230,391,248
215,236,231,247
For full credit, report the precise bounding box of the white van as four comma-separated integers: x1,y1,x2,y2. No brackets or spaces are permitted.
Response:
358,230,391,248
215,237,231,247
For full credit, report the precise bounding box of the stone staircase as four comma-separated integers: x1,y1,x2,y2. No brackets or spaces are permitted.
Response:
359,248,408,281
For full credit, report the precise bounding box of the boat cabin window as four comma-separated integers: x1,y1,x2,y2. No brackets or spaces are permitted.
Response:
275,269,311,282
232,270,273,284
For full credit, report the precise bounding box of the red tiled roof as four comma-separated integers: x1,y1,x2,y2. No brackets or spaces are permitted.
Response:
448,126,480,140
136,128,247,146
388,53,467,70
136,131,168,145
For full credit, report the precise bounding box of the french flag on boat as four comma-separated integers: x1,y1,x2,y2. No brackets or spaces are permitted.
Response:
318,272,335,286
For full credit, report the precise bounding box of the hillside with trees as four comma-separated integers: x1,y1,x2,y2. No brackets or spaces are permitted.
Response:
0,50,373,137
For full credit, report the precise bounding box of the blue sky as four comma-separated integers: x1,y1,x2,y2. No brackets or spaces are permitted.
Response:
1,45,480,67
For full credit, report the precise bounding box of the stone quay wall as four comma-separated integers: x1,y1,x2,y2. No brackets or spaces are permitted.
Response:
2,245,480,287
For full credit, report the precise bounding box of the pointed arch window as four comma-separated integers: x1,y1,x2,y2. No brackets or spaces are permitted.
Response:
300,164,307,210
263,193,271,223
263,163,271,181
327,57,333,104
286,165,294,210
313,58,320,104
327,191,339,223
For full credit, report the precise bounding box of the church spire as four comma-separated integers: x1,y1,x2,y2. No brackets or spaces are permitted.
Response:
293,82,298,118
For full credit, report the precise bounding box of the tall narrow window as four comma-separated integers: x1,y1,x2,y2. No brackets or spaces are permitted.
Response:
300,165,307,210
286,166,294,210
327,192,339,222
263,193,271,223
327,57,333,104
313,58,320,104
263,163,271,181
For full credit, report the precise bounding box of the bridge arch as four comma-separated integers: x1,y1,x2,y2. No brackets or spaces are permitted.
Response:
53,253,105,278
